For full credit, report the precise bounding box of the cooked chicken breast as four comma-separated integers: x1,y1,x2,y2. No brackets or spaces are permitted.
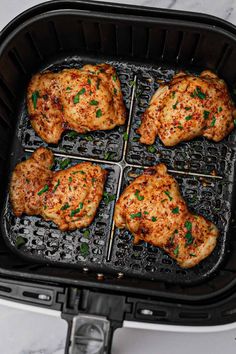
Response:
10,148,107,231
27,64,126,144
137,71,236,146
42,162,107,231
114,164,219,268
10,147,53,216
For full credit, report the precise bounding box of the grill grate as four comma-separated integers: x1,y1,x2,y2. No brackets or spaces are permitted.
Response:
2,56,236,284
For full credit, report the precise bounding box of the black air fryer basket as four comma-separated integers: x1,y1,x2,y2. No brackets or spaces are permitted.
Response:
1,1,236,353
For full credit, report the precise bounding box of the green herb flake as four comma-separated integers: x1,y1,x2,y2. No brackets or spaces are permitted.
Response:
96,109,102,118
171,91,176,99
210,116,216,127
203,110,210,119
172,207,179,214
73,88,86,104
190,253,196,257
177,125,183,130
66,86,72,91
191,87,206,99
114,88,117,95
130,212,142,219
169,234,175,245
185,115,192,121
112,75,117,82
90,100,98,106
15,236,27,249
103,192,116,205
164,191,173,201
61,203,70,210
92,177,96,185
80,242,89,256
59,158,71,170
38,184,49,196
68,177,72,183
151,216,157,222
218,106,223,112
31,90,40,109
234,119,236,127
70,203,83,217
67,131,78,139
79,170,85,175
87,78,91,85
123,132,129,141
147,145,156,153
96,78,101,89
53,179,60,193
185,106,191,111
173,245,179,257
83,230,90,238
172,101,178,109
144,211,149,215
134,190,144,201
185,231,194,245
185,220,192,231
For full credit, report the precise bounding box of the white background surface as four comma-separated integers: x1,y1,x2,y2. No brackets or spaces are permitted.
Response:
1,0,236,353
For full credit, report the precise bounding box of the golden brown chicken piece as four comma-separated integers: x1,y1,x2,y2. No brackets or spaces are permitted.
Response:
27,64,126,144
137,71,236,146
10,147,53,216
10,148,107,231
114,164,219,268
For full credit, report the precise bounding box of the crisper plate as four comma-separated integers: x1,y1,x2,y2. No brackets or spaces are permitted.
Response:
2,55,236,284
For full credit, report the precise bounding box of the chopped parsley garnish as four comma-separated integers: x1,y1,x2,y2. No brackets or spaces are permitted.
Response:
87,78,91,85
80,242,89,256
32,90,40,109
73,87,86,104
203,110,210,119
218,106,222,112
61,203,70,210
210,116,216,127
59,158,71,170
84,135,93,142
123,132,129,141
185,106,191,111
151,216,157,222
114,88,117,95
185,231,194,245
92,177,96,185
173,245,179,256
177,125,183,130
169,234,175,245
171,91,176,99
190,253,196,257
185,115,192,121
68,177,72,183
185,220,192,231
90,100,98,105
83,230,90,238
66,86,72,91
67,131,78,139
70,202,83,217
134,190,144,201
191,87,206,99
147,145,156,153
15,236,27,248
53,179,60,193
103,192,116,205
104,151,115,160
172,101,178,109
79,170,85,174
38,184,49,196
164,191,173,201
144,211,149,215
130,212,142,219
112,75,117,82
96,109,102,118
172,207,179,214
234,119,236,127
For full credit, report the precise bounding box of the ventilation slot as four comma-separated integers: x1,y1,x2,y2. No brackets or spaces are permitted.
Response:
48,21,62,51
82,22,101,53
216,44,232,73
179,312,209,319
190,33,202,63
8,49,27,75
25,32,44,61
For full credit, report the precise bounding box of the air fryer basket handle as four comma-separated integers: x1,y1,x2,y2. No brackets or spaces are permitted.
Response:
63,313,120,354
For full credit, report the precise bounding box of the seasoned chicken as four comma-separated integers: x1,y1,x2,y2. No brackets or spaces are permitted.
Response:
114,164,219,268
10,148,107,231
27,64,126,144
137,71,236,146
10,147,53,216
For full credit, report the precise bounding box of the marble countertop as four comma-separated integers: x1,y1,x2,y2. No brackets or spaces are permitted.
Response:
1,1,236,353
